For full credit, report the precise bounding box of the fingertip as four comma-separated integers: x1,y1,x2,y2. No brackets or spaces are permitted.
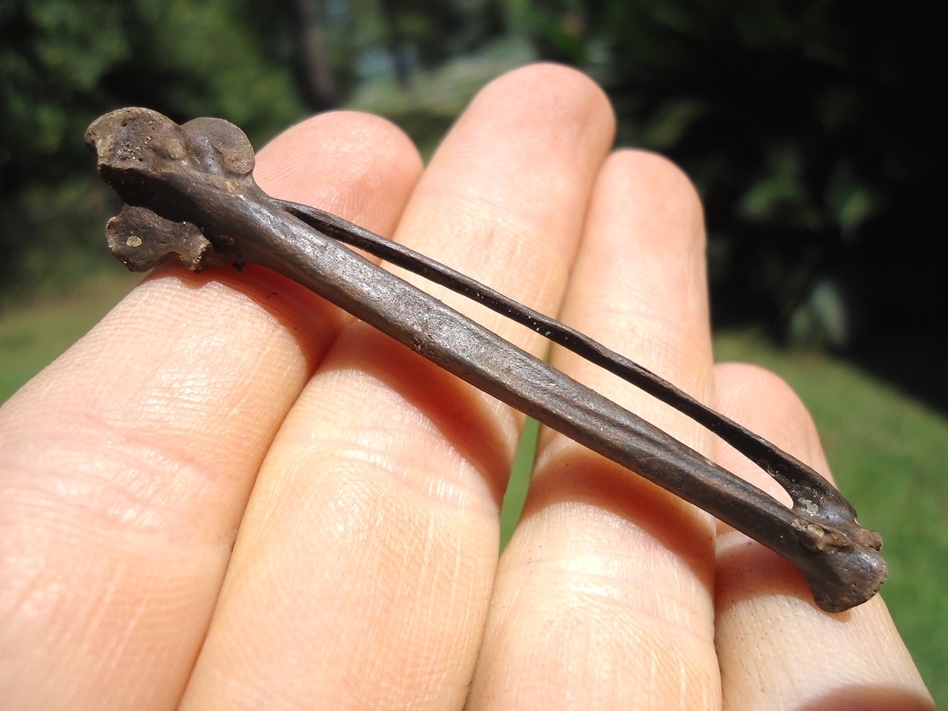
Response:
449,63,616,166
712,361,829,484
479,62,614,124
598,149,706,255
254,111,424,232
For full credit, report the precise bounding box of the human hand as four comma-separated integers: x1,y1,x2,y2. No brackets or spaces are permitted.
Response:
0,64,932,709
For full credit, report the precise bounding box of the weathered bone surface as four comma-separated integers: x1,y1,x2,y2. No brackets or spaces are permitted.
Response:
87,108,887,612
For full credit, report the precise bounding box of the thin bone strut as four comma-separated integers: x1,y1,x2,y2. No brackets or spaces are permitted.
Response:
85,108,886,612
279,199,854,518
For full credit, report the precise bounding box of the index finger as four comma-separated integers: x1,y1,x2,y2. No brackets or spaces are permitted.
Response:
0,112,423,709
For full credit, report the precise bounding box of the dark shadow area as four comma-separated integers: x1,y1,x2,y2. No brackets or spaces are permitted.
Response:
850,335,948,415
713,309,948,417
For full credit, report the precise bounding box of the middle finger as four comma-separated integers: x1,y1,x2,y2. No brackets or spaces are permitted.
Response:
183,64,616,709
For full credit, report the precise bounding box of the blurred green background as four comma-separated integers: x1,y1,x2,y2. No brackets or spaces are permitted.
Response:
2,0,945,703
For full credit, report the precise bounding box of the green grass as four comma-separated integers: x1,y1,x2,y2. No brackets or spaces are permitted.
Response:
2,283,944,705
0,273,140,403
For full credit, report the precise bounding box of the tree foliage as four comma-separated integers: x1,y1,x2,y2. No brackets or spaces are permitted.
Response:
1,0,943,344
1,0,307,183
523,0,947,341
0,0,306,296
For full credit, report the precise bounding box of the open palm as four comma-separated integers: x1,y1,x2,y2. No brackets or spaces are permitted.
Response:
0,65,931,710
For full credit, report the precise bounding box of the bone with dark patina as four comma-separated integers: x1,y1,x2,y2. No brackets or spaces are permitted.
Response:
86,107,887,612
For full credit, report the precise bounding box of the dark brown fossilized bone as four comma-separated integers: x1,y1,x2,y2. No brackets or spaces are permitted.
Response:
86,107,887,612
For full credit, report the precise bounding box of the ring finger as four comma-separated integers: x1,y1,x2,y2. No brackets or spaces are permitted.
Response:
469,149,719,708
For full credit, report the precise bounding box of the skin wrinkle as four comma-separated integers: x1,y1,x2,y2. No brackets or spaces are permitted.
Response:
289,429,484,512
5,423,204,535
548,518,709,632
53,373,267,538
326,381,505,500
324,326,516,500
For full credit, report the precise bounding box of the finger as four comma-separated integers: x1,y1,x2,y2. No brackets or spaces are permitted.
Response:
469,150,720,708
712,363,934,710
181,64,615,709
0,112,421,709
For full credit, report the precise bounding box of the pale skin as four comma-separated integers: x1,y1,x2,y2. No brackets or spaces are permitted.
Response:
0,65,933,709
